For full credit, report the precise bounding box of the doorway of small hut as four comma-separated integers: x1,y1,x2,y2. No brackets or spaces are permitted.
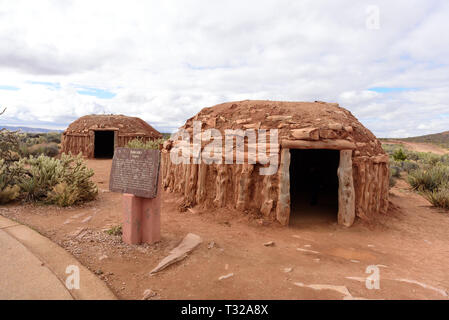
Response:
94,131,115,158
289,149,339,227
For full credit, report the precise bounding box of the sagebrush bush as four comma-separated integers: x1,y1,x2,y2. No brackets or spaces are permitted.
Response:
389,174,397,188
29,143,59,157
390,165,401,178
126,138,164,150
408,165,449,192
388,160,400,188
401,160,419,173
20,142,60,158
424,187,449,209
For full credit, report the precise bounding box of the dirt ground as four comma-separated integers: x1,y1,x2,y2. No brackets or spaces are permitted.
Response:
383,139,449,155
1,158,449,300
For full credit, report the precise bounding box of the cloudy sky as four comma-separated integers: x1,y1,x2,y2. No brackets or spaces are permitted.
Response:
0,0,448,137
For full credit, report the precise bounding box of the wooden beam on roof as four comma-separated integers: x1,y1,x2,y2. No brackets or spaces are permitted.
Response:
281,139,356,150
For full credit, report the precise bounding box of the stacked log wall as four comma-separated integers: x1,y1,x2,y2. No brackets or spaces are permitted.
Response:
61,133,157,158
161,146,390,223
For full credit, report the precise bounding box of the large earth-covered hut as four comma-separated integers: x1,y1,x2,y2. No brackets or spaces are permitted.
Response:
61,115,162,158
161,100,389,227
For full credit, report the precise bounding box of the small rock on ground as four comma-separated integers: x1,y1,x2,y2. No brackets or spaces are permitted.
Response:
142,289,157,300
218,273,234,281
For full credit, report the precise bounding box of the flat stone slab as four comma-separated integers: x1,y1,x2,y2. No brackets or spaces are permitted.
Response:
150,233,202,274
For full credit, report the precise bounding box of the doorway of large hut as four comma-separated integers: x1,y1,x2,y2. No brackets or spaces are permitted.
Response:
94,131,115,158
289,149,340,226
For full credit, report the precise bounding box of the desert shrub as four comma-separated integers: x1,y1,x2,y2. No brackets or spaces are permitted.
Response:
389,174,397,188
0,185,20,204
27,142,60,157
393,148,407,161
18,153,98,206
47,182,79,207
105,225,122,236
126,138,164,150
440,154,449,165
401,160,419,173
423,187,449,209
0,129,22,161
45,132,61,144
0,159,20,204
423,185,449,209
382,144,400,156
414,152,441,166
390,165,401,178
408,165,449,192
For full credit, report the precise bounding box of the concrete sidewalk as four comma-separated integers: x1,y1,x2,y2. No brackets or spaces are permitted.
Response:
0,215,116,300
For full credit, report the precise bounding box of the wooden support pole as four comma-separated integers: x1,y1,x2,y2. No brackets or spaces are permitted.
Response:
236,164,254,210
276,148,291,226
337,150,356,227
213,164,227,207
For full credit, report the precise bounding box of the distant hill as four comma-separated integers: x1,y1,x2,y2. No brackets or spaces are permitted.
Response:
0,125,62,133
390,131,449,149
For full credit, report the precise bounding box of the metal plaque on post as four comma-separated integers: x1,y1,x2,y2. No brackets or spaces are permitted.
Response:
109,148,161,198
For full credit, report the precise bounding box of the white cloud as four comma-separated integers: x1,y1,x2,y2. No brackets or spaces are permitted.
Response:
0,0,448,137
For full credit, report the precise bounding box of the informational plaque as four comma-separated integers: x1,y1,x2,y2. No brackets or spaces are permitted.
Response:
109,148,161,199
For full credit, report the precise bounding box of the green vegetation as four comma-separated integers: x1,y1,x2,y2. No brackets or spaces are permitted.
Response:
126,138,164,150
408,165,449,192
17,153,98,206
105,225,122,236
383,143,449,210
424,187,449,209
1,129,61,159
0,159,20,204
392,148,407,161
1,128,97,206
18,132,61,157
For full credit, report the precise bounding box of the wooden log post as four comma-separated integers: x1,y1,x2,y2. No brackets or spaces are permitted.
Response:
380,163,390,214
236,164,254,210
260,174,274,219
213,164,227,207
196,163,208,204
276,148,291,226
337,150,356,227
185,164,198,206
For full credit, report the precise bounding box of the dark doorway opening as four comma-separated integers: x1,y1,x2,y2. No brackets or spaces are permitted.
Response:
289,149,339,226
94,131,115,158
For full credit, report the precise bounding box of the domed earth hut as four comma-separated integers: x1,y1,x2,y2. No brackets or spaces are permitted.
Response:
161,100,389,227
61,114,162,158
